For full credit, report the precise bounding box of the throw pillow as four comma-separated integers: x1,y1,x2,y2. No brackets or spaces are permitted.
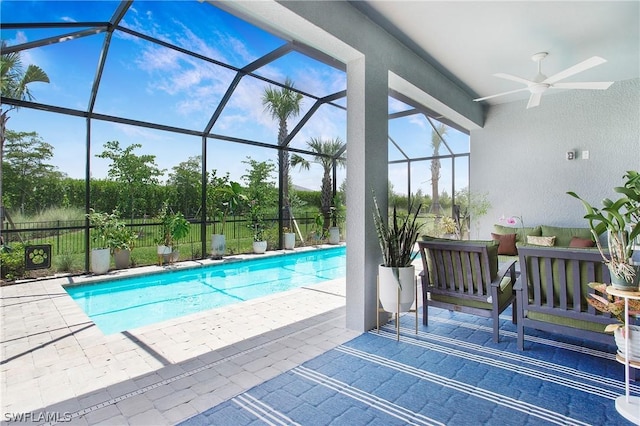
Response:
569,236,596,248
527,235,556,246
491,232,517,256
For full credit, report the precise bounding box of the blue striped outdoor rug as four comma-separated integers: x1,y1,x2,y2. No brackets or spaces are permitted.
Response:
180,307,637,425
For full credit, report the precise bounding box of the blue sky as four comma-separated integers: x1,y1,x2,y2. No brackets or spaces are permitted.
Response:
1,0,469,195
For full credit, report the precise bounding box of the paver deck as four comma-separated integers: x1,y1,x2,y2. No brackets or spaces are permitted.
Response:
1,248,359,425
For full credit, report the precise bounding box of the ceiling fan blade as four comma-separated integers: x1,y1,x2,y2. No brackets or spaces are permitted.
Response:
526,93,542,109
551,81,614,90
493,73,535,85
473,87,529,102
543,56,607,84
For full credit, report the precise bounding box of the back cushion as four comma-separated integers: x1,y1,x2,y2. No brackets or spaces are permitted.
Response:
493,224,542,244
521,248,606,310
420,239,499,288
540,225,593,247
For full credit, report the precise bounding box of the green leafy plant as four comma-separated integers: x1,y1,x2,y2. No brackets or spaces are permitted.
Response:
587,282,640,333
311,211,326,243
155,202,190,249
213,180,246,233
329,194,345,228
246,198,266,242
55,252,76,272
568,170,640,282
0,243,26,280
86,208,136,253
372,192,424,269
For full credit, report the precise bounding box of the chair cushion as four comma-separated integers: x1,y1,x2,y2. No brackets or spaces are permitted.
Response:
493,224,542,243
520,246,606,305
540,225,593,247
526,311,609,333
420,237,499,284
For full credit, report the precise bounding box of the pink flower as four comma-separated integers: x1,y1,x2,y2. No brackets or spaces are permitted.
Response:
506,217,517,225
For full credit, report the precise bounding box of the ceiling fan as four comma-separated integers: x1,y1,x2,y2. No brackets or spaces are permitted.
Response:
473,52,614,109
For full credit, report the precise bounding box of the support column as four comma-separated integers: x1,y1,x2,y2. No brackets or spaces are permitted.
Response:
345,56,389,332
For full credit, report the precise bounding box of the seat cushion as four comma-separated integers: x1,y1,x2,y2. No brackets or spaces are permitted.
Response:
526,311,609,333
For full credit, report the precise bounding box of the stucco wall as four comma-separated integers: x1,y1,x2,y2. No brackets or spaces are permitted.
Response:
470,77,640,239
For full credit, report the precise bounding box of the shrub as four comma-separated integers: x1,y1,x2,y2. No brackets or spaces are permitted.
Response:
0,243,26,281
55,252,76,272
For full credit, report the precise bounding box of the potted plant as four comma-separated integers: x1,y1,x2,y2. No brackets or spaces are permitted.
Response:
283,226,296,250
568,170,640,290
246,198,267,254
87,209,118,274
328,199,344,245
155,202,190,264
372,193,424,313
110,218,137,269
211,181,246,259
252,221,267,254
587,282,640,361
310,211,326,246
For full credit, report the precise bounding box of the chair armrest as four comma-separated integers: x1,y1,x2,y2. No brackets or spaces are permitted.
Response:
513,279,522,292
491,260,517,291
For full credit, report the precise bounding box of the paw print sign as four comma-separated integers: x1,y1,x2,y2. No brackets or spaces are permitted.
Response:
25,244,52,270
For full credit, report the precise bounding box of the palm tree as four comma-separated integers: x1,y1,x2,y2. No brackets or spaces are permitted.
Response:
0,40,50,236
262,78,303,225
291,137,346,229
429,123,448,215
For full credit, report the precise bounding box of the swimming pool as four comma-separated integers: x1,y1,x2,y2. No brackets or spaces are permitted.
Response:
65,246,346,334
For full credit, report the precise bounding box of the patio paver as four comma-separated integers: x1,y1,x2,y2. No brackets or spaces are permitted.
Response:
1,248,360,425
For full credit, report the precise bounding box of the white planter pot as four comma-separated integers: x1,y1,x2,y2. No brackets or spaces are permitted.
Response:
91,248,111,275
328,227,340,245
211,234,226,258
157,245,172,255
284,233,296,250
113,249,130,269
378,264,416,313
614,324,640,362
253,240,267,254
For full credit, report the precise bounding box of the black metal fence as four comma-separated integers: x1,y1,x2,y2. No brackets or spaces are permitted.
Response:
0,213,323,257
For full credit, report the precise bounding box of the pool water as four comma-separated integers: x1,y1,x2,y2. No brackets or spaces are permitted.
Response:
65,246,346,334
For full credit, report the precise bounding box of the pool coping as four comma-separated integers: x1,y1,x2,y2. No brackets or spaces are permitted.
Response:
57,243,345,289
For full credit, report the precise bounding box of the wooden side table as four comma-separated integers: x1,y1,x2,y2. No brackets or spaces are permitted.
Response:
607,287,640,424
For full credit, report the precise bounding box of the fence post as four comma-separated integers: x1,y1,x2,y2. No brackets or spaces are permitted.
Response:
56,220,60,255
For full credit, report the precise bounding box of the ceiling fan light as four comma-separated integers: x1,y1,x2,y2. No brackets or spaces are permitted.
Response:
528,83,549,94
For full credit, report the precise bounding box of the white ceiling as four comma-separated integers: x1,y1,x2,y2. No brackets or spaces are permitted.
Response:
355,1,640,106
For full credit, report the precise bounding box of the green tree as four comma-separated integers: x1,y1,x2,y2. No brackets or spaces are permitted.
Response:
3,130,61,214
96,140,165,221
0,40,49,229
429,123,448,215
241,157,277,231
291,137,346,229
167,155,201,217
262,78,303,224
